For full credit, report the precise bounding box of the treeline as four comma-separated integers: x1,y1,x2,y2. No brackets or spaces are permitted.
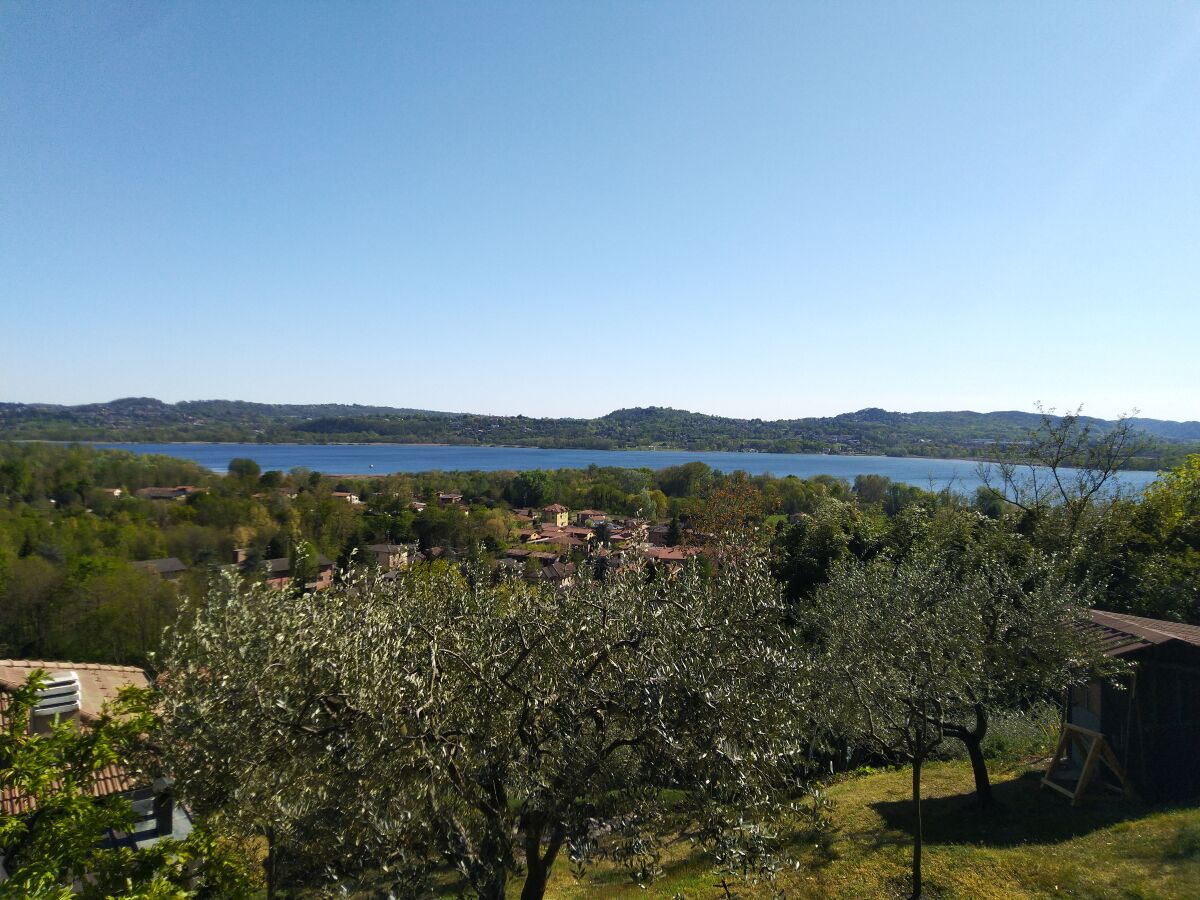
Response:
0,443,854,665
2,434,1198,668
3,399,1197,466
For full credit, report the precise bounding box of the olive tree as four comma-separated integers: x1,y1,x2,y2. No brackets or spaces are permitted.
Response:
160,555,819,898
802,547,1097,897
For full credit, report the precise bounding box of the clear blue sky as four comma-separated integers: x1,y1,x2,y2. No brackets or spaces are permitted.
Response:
3,2,1199,422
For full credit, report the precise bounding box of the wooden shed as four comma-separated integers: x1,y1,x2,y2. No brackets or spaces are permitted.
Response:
1066,610,1200,801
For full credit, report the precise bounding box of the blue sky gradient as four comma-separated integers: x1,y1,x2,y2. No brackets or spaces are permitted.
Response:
3,2,1199,420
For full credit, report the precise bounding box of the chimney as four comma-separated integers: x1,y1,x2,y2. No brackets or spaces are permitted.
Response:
232,548,250,565
30,671,82,734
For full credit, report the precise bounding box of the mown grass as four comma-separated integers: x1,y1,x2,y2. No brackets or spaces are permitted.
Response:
531,759,1200,899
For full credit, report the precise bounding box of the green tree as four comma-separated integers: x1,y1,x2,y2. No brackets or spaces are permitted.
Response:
803,547,1099,895
771,498,884,603
225,458,261,486
507,470,550,508
160,557,820,899
0,671,254,898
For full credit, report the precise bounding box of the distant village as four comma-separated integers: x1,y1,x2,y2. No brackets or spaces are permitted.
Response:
127,483,712,594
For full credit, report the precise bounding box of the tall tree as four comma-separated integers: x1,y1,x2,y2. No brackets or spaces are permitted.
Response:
978,404,1148,550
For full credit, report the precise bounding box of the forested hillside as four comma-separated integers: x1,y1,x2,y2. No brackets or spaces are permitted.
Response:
2,398,1197,467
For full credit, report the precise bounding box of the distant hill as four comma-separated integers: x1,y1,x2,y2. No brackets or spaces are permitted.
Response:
1,399,1196,468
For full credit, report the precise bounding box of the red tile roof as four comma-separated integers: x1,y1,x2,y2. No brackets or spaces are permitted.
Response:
0,660,149,722
0,660,150,816
0,763,137,816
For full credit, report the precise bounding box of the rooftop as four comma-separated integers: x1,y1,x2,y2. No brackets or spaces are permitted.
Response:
0,659,149,723
1085,609,1200,656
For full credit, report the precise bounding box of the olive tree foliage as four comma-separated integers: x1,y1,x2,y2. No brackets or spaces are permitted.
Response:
802,547,1099,898
159,556,820,899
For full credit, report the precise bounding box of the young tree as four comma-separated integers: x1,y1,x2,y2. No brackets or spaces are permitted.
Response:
803,547,1097,896
160,556,819,898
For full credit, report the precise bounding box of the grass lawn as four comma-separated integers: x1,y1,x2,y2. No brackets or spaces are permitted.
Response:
530,759,1200,899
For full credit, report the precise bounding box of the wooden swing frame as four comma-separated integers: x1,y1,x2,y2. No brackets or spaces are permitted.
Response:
1041,723,1137,804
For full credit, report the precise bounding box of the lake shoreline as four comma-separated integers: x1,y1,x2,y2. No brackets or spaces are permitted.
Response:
19,438,1029,470
76,441,1161,495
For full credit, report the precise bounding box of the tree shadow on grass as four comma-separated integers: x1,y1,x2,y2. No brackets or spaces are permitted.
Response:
871,769,1164,849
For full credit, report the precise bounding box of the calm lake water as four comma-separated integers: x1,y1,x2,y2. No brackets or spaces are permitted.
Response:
93,443,1161,496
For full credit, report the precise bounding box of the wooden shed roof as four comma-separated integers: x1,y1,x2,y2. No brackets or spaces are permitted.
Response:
1085,610,1200,657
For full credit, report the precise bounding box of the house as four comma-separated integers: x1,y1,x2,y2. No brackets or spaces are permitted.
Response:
535,561,576,588
95,487,122,499
0,660,192,854
132,557,187,582
575,509,607,526
368,543,414,571
641,545,703,579
647,524,673,546
437,492,464,507
410,501,427,512
134,485,206,502
541,532,591,555
263,555,335,591
506,548,557,566
1063,610,1200,801
642,546,702,563
332,491,362,505
541,504,569,528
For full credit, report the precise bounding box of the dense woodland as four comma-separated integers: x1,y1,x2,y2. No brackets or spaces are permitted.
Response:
2,397,1197,466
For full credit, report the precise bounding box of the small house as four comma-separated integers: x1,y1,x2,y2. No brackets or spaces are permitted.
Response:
368,543,413,571
541,504,569,528
264,555,335,591
1067,610,1200,801
133,557,187,582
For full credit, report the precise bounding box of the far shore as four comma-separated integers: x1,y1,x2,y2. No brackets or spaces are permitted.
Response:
6,437,1171,474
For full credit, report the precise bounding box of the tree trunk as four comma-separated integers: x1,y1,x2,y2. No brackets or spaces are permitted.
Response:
947,703,993,808
520,856,549,900
519,818,565,900
264,827,277,900
963,731,993,808
911,754,923,899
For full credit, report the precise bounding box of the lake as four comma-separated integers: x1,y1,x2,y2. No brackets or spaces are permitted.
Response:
93,442,1161,496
